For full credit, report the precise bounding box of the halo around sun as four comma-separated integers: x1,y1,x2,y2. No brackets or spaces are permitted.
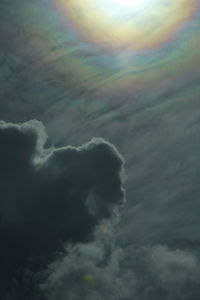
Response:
57,0,197,51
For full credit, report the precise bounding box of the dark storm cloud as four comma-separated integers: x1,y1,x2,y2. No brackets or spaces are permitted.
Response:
0,120,125,299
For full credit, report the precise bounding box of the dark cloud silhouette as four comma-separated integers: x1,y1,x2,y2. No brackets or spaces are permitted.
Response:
1,119,200,300
0,120,125,299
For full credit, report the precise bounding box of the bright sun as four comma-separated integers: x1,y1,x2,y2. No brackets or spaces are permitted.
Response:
98,0,157,15
108,0,153,10
58,0,196,50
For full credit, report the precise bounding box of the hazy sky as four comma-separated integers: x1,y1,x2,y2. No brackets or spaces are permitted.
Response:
0,0,200,299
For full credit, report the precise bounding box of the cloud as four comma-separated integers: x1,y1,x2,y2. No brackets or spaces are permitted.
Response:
149,245,200,287
0,120,125,299
119,244,200,300
1,120,200,300
146,245,200,299
42,221,134,300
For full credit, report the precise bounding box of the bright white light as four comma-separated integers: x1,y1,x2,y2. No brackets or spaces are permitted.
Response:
96,0,158,19
113,0,152,10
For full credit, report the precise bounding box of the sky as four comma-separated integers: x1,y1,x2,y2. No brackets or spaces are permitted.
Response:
0,0,200,299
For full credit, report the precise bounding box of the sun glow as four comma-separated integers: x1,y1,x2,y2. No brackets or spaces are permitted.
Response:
107,0,154,10
57,0,196,50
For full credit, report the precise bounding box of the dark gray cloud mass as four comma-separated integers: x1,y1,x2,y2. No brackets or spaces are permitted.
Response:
2,120,200,300
0,120,125,299
1,118,200,300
